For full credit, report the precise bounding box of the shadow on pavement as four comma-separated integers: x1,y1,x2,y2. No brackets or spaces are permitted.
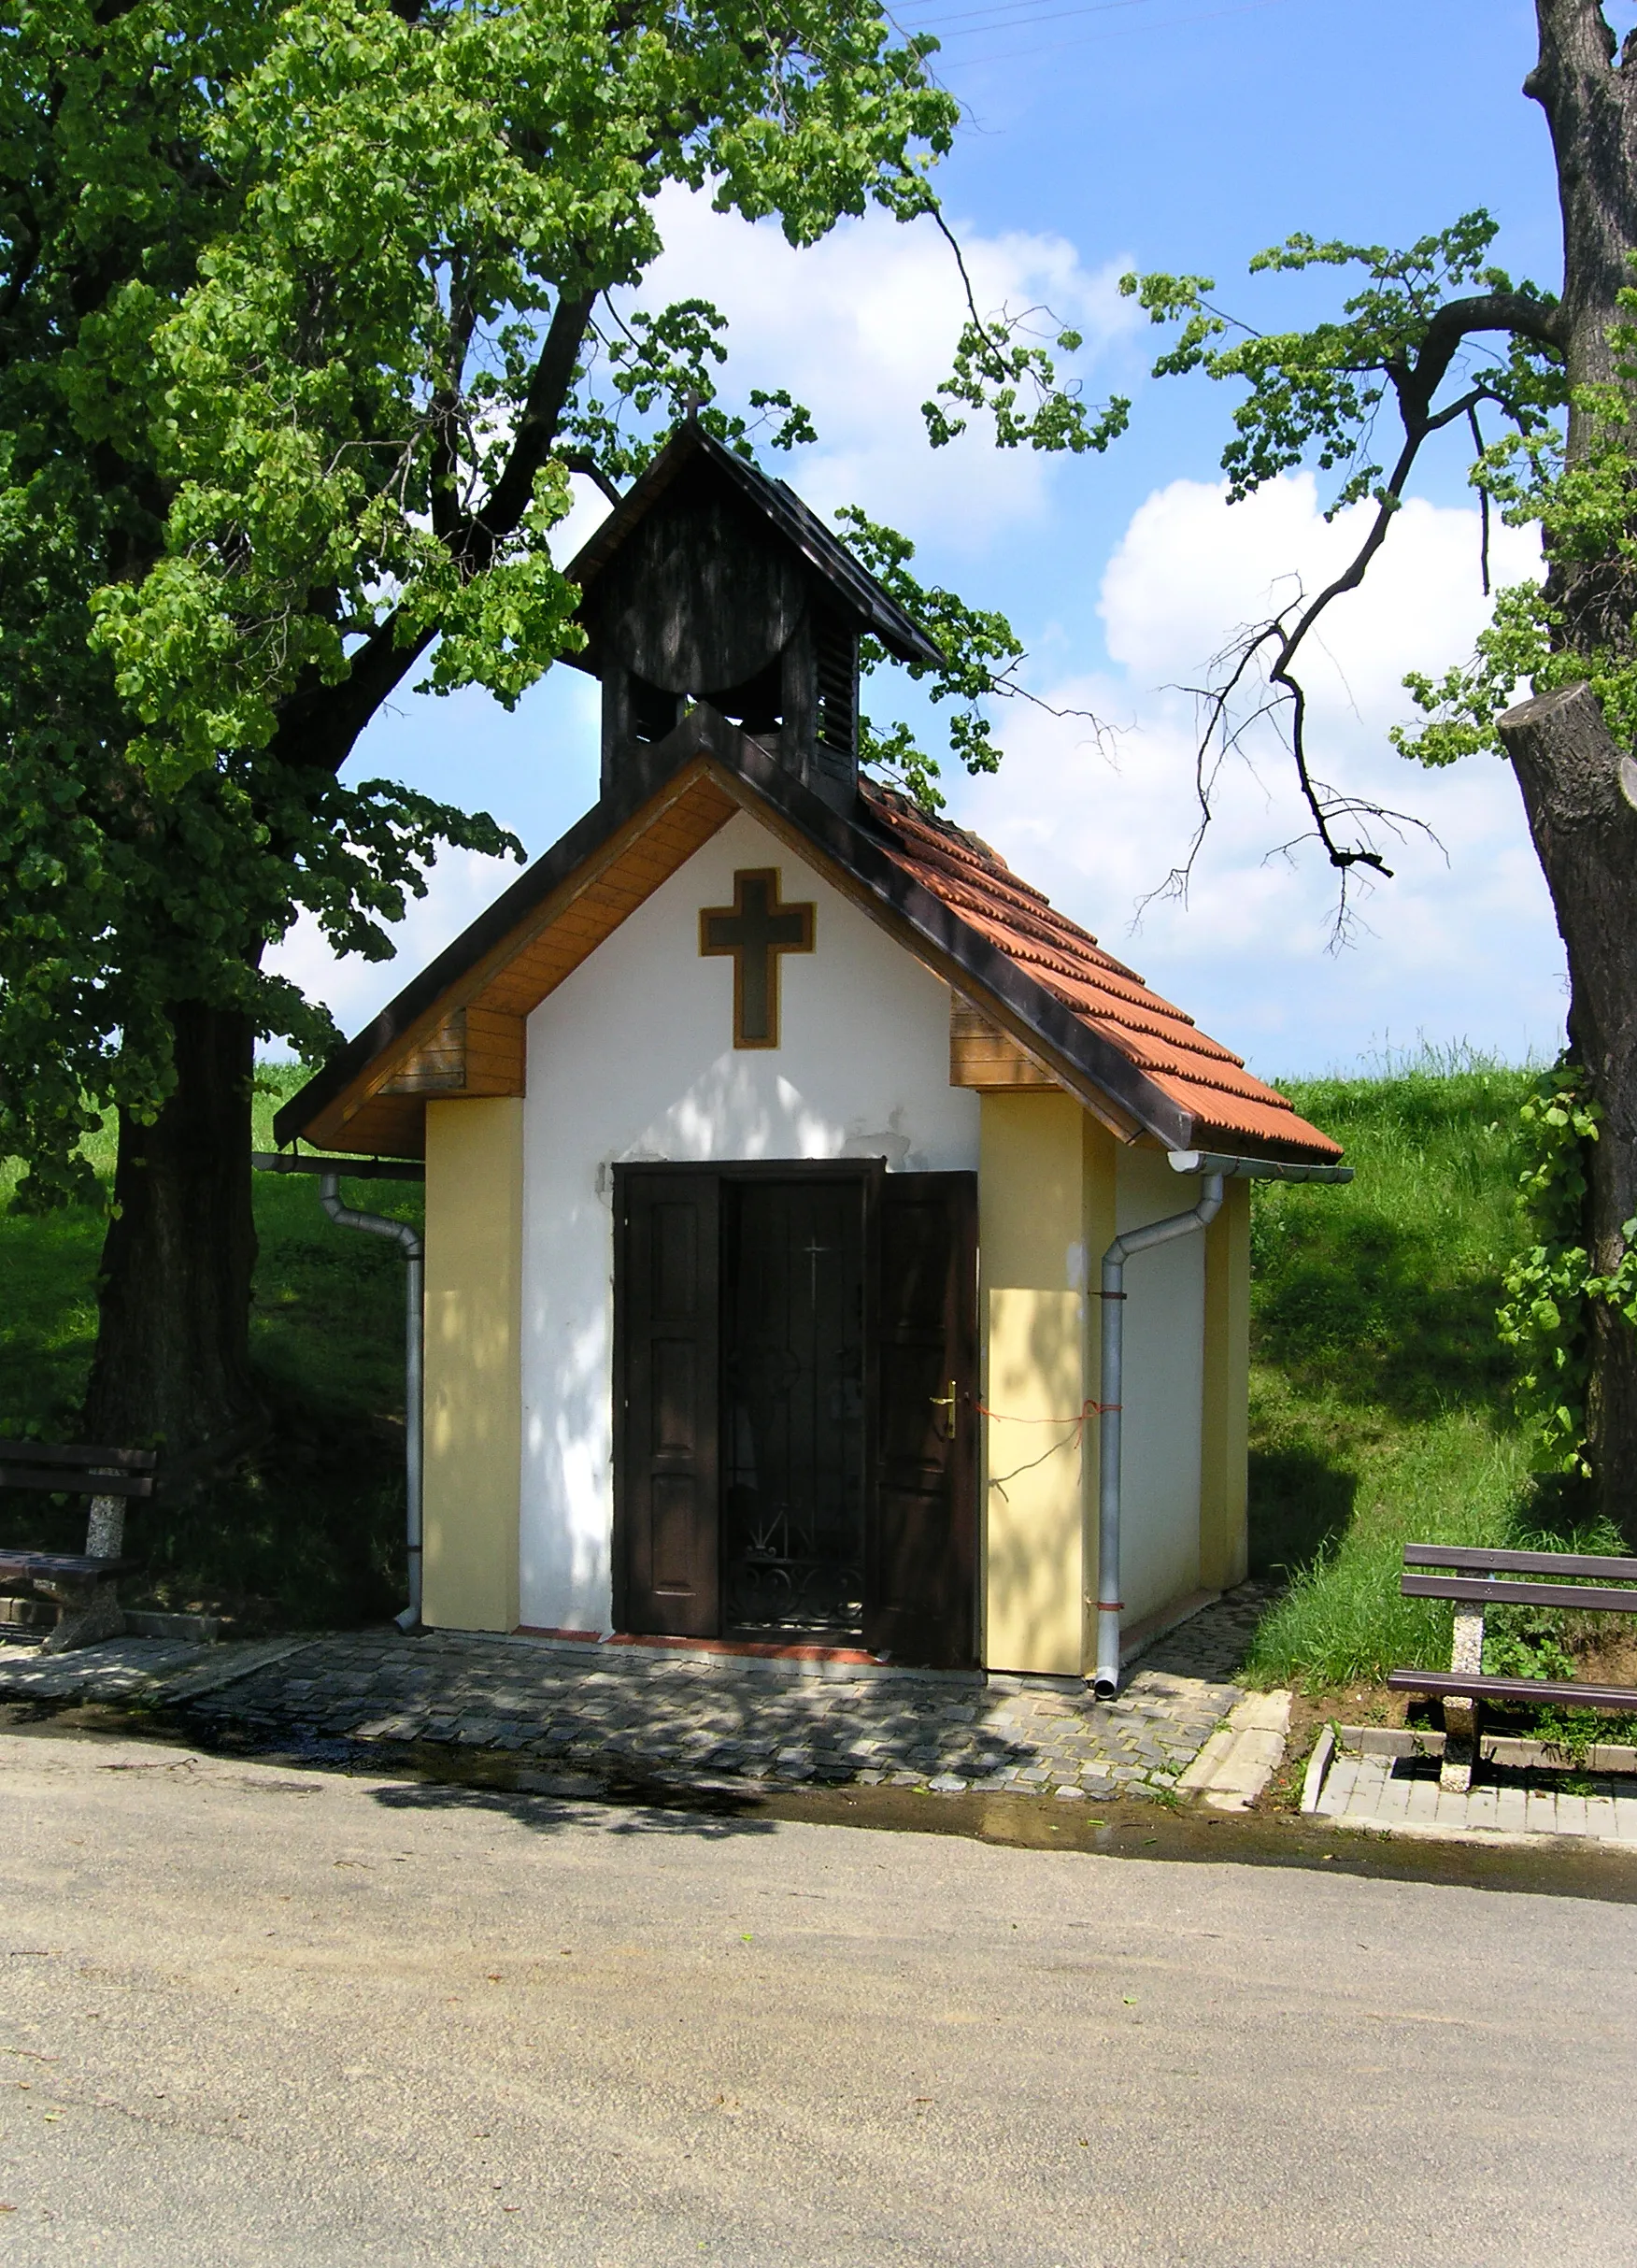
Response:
8,1697,1637,1901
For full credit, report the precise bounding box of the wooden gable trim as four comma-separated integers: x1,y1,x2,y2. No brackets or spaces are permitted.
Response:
299,763,738,1152
948,996,1057,1092
377,1006,528,1099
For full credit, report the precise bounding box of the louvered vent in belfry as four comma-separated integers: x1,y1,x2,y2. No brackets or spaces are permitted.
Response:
814,607,858,764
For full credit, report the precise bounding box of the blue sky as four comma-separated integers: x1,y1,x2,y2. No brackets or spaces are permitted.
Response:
272,0,1621,1078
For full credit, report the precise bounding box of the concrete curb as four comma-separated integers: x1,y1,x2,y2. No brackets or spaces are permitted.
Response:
154,1638,321,1704
1300,1723,1336,1816
1321,1814,1637,1854
1177,1690,1291,1811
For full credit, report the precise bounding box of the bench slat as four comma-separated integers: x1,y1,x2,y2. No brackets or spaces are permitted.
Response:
1387,1669,1637,1713
1402,1573,1637,1613
0,1441,156,1472
0,1553,142,1582
1405,1543,1637,1581
0,1464,155,1498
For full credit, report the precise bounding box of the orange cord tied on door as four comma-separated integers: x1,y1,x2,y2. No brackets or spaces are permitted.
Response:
974,1394,1120,1498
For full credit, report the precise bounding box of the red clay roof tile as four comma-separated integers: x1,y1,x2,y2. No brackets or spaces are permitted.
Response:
861,784,1342,1166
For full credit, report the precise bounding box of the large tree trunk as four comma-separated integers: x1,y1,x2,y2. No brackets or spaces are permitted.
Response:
1498,686,1637,1534
1516,4,1637,1532
82,1001,264,1469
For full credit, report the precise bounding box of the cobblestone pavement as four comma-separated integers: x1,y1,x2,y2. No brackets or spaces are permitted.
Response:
0,1588,1279,1802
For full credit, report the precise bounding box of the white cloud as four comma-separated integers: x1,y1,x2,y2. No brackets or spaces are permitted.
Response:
627,184,1138,549
951,474,1567,1077
264,845,523,1052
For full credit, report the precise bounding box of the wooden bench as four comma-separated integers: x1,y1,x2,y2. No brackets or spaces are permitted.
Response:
0,1443,155,1653
1388,1543,1637,1791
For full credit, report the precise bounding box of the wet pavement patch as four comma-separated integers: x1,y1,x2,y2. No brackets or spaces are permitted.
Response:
7,1697,1637,1905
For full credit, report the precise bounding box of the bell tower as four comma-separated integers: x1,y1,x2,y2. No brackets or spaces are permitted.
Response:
565,422,941,818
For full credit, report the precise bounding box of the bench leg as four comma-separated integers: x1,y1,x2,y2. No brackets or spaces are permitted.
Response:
84,1493,125,1560
36,1579,125,1654
1440,1603,1485,1792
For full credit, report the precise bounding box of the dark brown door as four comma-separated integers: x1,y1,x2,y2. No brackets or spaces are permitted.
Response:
721,1177,867,1639
866,1171,979,1670
615,1170,720,1637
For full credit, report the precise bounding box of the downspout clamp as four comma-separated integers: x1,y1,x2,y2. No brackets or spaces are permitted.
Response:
319,1174,426,1634
1092,1146,1355,1697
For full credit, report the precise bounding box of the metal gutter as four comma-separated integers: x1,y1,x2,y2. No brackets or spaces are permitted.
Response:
1168,1149,1354,1185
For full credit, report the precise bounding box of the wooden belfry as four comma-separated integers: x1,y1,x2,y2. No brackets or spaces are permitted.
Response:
565,420,941,816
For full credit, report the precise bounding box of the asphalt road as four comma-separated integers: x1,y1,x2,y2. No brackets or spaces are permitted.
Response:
1,1723,1634,2266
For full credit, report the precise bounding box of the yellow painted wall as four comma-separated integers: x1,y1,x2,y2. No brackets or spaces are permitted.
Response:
1199,1176,1251,1592
979,1093,1118,1676
422,1098,524,1633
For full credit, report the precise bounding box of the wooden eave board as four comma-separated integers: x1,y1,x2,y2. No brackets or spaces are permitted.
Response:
300,764,737,1150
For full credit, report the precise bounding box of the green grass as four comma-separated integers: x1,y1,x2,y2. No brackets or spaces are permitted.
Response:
0,1066,421,1628
1242,1049,1618,1690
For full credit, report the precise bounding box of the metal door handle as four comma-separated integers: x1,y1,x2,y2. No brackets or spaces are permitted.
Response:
930,1381,958,1440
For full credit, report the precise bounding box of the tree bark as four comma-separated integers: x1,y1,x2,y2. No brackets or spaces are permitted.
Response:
1498,684,1637,1534
1528,4,1637,652
1511,5,1637,1533
82,1001,263,1469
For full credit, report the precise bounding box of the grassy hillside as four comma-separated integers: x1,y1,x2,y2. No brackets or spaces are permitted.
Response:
1243,1053,1619,1690
0,1067,419,1628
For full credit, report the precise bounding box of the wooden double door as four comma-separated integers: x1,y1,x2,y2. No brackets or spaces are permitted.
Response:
614,1163,978,1670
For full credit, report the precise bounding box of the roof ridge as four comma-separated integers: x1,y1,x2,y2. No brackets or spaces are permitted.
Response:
861,784,1041,892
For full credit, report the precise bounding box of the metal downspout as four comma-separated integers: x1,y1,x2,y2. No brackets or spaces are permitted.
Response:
1093,1172,1224,1697
320,1174,425,1633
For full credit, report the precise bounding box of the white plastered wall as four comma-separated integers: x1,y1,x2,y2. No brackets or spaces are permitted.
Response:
1112,1145,1206,1626
518,807,980,1634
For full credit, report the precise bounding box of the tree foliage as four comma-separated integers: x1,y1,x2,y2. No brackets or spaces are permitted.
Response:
1498,1062,1637,1475
2,0,1096,1210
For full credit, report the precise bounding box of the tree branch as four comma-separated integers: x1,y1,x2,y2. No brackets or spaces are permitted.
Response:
464,289,598,560
427,266,478,543
561,449,625,509
1404,289,1565,413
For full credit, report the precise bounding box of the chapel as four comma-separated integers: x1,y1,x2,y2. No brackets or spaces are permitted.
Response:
277,421,1345,1681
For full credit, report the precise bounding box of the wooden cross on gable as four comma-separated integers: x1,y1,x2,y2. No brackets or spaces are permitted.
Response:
699,868,815,1048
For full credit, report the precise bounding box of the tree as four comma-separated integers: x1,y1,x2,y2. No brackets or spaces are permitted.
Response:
2,0,1106,1467
1122,0,1637,1533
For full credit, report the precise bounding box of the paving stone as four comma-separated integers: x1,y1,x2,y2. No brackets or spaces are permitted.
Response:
0,1590,1292,1807
1403,1776,1442,1823
1459,1785,1498,1829
1492,1785,1529,1831
1374,1771,1414,1820
1317,1759,1359,1813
